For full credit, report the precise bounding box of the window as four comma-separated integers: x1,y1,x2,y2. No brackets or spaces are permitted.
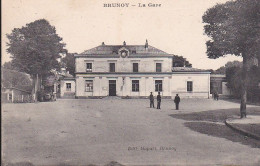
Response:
85,80,93,92
86,63,92,72
66,83,71,91
187,81,193,92
8,93,12,101
155,80,163,92
109,63,115,72
132,80,139,92
133,63,138,72
156,63,162,72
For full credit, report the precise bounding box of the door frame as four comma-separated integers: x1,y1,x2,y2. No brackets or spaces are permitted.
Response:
109,80,116,96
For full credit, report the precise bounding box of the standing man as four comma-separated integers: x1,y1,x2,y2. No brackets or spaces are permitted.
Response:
174,94,180,110
216,92,219,101
157,92,161,109
149,92,154,108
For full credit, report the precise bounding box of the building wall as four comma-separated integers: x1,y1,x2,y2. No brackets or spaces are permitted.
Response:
75,57,172,73
2,88,31,103
60,80,76,98
170,74,210,98
75,73,210,98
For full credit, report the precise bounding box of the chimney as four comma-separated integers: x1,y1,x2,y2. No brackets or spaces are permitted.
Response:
145,39,148,49
123,41,126,46
102,42,105,46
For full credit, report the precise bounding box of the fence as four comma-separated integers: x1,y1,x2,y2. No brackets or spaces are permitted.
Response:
13,94,34,103
2,93,34,103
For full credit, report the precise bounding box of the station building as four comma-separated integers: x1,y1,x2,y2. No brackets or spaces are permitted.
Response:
72,41,211,99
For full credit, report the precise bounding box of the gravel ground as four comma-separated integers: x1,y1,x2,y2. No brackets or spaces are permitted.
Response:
184,122,260,148
2,98,260,166
170,107,260,149
170,107,260,122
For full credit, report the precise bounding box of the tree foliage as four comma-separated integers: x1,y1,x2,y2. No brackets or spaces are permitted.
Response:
226,64,260,101
226,66,242,98
1,67,32,91
172,55,192,67
6,19,67,76
203,0,260,59
213,60,242,74
61,53,75,76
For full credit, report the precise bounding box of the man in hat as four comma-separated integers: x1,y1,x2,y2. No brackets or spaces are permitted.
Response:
149,92,154,108
174,94,180,110
157,92,161,109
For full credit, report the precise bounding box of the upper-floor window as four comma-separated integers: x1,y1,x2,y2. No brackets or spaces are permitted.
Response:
86,63,92,72
132,80,139,92
187,81,193,92
66,83,71,91
155,80,163,92
133,63,139,72
156,63,162,72
109,63,115,72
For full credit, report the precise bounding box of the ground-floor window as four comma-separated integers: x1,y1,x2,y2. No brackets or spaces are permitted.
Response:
187,81,193,92
132,80,139,92
66,83,71,91
8,93,12,101
85,80,93,92
155,80,163,92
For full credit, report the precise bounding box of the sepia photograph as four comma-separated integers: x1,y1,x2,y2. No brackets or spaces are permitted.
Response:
1,0,260,165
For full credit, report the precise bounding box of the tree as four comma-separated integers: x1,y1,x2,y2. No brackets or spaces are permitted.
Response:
3,61,16,70
6,19,67,100
203,0,260,118
61,53,75,76
226,64,260,102
226,66,242,98
1,67,32,91
172,55,192,67
213,61,242,74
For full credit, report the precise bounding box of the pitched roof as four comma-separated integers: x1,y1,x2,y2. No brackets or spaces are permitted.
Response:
172,67,210,72
81,44,169,55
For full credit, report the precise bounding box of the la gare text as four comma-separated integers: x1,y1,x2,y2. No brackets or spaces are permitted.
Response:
103,3,162,8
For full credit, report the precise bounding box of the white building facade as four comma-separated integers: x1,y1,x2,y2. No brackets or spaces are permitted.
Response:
74,41,211,99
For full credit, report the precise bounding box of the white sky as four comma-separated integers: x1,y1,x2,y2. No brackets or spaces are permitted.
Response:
2,0,242,70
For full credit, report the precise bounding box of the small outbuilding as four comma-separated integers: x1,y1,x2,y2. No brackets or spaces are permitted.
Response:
2,87,31,103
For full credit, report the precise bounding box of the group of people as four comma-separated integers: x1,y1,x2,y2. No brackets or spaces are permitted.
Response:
149,92,180,110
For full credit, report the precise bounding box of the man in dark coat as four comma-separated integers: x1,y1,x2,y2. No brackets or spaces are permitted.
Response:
174,94,180,110
157,92,161,109
149,92,154,108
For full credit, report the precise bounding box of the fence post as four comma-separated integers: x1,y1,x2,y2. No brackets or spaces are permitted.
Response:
11,90,14,103
22,95,24,103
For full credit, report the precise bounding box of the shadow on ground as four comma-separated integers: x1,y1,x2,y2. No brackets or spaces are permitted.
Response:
3,161,125,166
170,107,260,122
219,97,260,106
169,107,260,148
185,122,260,148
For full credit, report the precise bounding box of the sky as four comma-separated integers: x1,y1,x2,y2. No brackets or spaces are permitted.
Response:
2,0,242,70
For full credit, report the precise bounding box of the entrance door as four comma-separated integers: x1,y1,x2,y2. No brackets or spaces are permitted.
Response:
109,80,116,96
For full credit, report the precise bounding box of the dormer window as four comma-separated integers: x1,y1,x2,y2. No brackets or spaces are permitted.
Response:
156,63,162,72
109,63,115,72
86,63,92,72
133,63,139,72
